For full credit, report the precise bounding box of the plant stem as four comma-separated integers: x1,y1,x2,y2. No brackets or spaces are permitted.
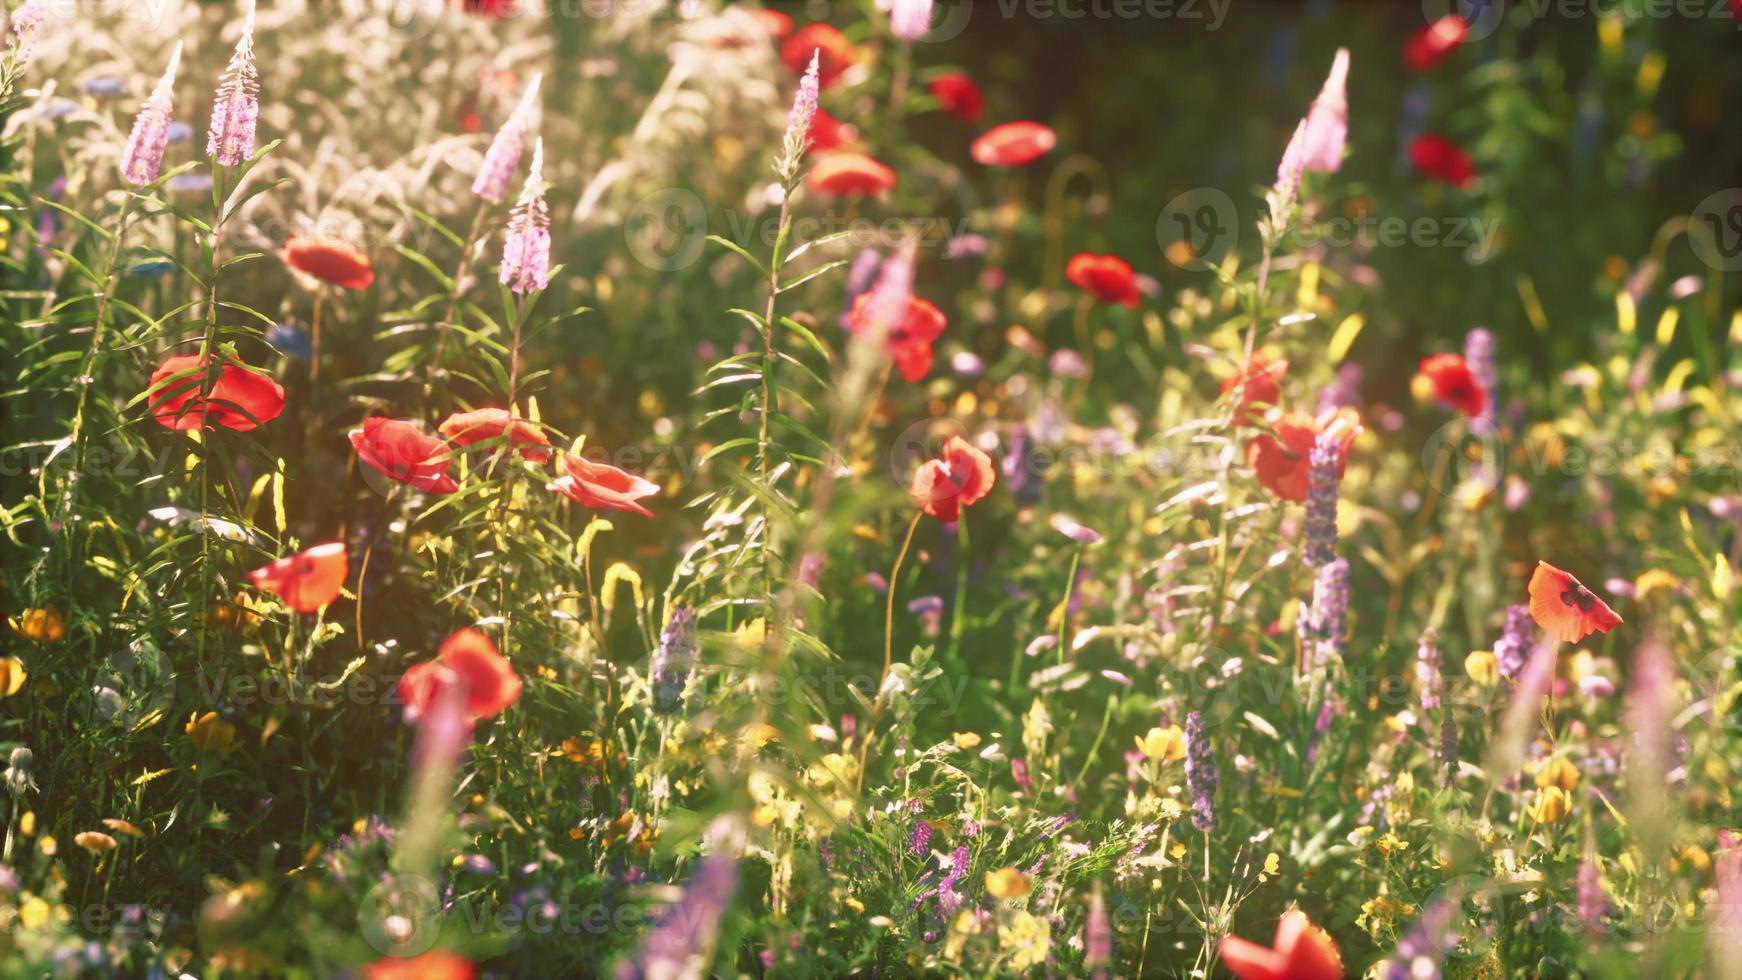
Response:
66,193,137,517
946,512,970,663
425,202,490,408
857,509,924,790
756,198,793,595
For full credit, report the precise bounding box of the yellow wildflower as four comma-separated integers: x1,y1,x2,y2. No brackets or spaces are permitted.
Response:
1635,569,1679,600
1532,786,1572,824
952,732,982,750
1375,833,1407,856
984,867,1032,900
19,895,51,929
1135,725,1186,762
10,606,65,643
999,910,1051,970
186,712,238,753
74,831,118,852
103,818,145,837
1260,852,1281,882
1533,756,1580,792
0,657,27,696
1465,650,1500,687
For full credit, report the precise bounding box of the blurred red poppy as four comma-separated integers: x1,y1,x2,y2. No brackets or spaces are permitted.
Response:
746,6,792,38
349,417,458,494
438,408,552,463
399,628,522,727
806,109,859,154
1417,353,1486,416
247,542,348,613
547,455,660,516
1220,353,1288,427
1410,134,1475,188
909,435,996,523
148,354,286,432
462,0,513,17
1247,410,1358,502
807,152,897,196
1066,253,1140,307
1405,14,1468,72
367,951,474,980
782,23,857,88
284,236,375,290
848,291,948,382
928,71,983,124
1528,561,1623,644
1219,910,1344,980
971,121,1056,167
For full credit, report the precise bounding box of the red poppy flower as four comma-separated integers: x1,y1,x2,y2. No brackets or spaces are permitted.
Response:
806,109,859,155
781,23,857,88
283,236,375,290
438,408,552,463
547,455,660,516
848,291,948,383
399,628,521,727
1405,14,1469,72
746,7,792,38
971,121,1056,167
462,0,514,17
1417,353,1486,416
148,354,286,432
1528,561,1623,644
806,152,897,197
1410,134,1475,189
1219,910,1344,980
1246,410,1358,502
1066,253,1141,307
349,417,458,495
1219,353,1288,427
928,71,983,124
909,435,996,523
367,951,474,980
247,542,348,613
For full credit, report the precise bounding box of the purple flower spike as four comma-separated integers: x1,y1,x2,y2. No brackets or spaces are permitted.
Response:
1184,710,1217,831
120,42,181,186
473,72,542,204
499,138,550,294
206,0,259,167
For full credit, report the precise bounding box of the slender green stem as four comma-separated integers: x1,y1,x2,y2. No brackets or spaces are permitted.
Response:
946,512,970,663
425,201,490,408
1056,548,1082,666
857,509,924,790
757,198,793,595
66,193,137,511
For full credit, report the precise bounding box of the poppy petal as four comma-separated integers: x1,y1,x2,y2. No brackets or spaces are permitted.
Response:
1528,561,1623,644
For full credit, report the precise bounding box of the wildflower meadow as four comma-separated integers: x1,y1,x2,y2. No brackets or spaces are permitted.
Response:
3,0,1742,976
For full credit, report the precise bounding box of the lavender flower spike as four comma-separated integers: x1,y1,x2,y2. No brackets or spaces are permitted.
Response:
499,137,550,294
1464,327,1498,434
473,71,542,203
1309,558,1350,664
1184,710,1217,831
120,42,182,186
1416,626,1442,711
1302,427,1342,567
5,0,47,63
650,607,698,714
1493,604,1534,682
615,818,742,980
1299,47,1349,174
206,0,259,167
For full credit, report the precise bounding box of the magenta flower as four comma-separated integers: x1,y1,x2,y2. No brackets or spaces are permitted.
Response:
206,1,259,167
473,71,542,204
120,42,181,186
1299,47,1348,174
499,137,550,294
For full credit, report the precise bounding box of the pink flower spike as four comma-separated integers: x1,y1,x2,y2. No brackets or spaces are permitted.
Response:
499,137,550,294
472,71,542,203
120,41,181,186
206,0,259,167
1300,47,1348,174
786,50,819,146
